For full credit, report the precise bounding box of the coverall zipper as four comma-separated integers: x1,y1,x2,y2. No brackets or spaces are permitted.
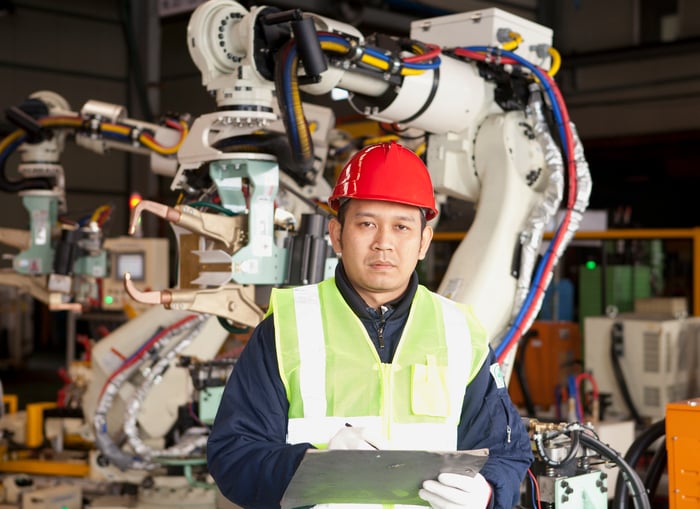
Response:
377,306,387,350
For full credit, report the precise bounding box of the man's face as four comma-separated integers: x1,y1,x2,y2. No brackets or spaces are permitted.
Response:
329,199,433,308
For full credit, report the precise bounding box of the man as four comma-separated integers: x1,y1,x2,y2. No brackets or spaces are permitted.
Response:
207,141,533,509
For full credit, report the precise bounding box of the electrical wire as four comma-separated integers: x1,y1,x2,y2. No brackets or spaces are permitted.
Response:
317,32,439,77
453,46,580,366
548,47,562,77
98,314,200,400
574,371,599,421
0,117,84,192
500,31,523,51
403,43,441,63
1,113,184,194
613,419,666,509
527,468,542,509
186,201,235,217
579,432,651,509
568,374,582,421
276,39,315,177
99,118,188,155
514,330,538,418
90,204,113,226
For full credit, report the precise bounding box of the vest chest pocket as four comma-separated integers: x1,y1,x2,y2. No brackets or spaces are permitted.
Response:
410,355,449,417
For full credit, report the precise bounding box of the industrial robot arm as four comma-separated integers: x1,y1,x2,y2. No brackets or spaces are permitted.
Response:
0,91,188,310
74,0,592,476
134,0,590,371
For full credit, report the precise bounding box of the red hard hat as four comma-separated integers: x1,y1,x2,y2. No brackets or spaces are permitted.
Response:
328,141,438,220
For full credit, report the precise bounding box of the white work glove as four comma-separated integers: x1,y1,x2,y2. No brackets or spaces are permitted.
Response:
326,425,387,450
419,472,492,509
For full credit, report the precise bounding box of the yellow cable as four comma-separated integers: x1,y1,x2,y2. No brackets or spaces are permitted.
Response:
138,136,160,153
289,56,313,162
321,39,424,76
547,47,562,77
137,120,188,156
2,117,83,158
363,134,399,145
90,205,111,223
415,143,426,157
101,123,132,136
361,54,389,71
320,41,350,54
501,31,523,51
39,117,83,128
0,129,24,155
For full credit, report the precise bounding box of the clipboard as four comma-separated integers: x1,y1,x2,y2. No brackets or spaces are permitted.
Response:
281,448,488,508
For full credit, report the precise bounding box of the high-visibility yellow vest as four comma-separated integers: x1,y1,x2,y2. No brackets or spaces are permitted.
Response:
270,278,489,451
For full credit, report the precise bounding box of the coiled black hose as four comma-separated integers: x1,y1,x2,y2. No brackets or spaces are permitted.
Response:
613,418,666,509
579,432,651,509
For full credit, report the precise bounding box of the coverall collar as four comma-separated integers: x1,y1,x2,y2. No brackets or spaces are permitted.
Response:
334,261,418,321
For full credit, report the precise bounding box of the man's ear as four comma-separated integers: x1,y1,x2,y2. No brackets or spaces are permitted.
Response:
418,225,433,261
328,217,343,255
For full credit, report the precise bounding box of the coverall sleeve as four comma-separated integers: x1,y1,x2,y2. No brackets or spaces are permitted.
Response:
207,316,312,509
458,348,534,509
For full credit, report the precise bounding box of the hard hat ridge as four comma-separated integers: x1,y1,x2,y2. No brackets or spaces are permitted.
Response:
328,141,438,220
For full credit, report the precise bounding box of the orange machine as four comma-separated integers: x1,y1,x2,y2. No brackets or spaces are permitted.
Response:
666,398,700,509
508,321,582,411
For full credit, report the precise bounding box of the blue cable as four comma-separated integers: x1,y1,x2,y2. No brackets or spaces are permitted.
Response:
568,374,581,421
529,472,539,509
467,46,572,358
363,46,391,61
0,136,27,164
466,46,568,159
282,42,300,153
102,131,131,142
402,58,441,70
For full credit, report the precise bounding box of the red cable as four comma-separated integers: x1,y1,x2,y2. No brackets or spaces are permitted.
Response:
528,469,542,509
497,71,577,365
575,372,600,419
98,314,199,400
403,44,441,63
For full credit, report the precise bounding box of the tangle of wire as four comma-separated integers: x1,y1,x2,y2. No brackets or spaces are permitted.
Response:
450,46,578,365
0,115,188,164
275,31,441,173
527,468,542,509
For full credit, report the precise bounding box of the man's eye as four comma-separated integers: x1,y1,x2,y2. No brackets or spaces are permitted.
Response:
396,225,409,231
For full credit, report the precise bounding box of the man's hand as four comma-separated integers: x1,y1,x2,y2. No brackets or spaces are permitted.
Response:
419,472,492,509
326,425,387,450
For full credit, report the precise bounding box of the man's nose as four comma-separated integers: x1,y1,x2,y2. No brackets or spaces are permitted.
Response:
373,227,393,250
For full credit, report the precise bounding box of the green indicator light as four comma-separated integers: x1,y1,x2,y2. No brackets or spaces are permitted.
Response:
585,260,597,270
104,295,114,305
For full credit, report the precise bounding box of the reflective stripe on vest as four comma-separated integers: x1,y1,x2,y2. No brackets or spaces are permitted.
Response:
272,278,489,451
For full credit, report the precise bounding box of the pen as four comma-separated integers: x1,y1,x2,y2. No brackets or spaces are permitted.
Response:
345,422,380,450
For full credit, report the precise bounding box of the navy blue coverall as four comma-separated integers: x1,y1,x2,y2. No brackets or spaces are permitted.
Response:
207,264,533,509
